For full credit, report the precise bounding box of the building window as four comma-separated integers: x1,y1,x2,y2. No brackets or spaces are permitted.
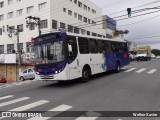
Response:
60,22,65,29
17,0,22,2
7,12,14,19
92,21,96,25
7,44,14,53
63,8,66,12
68,25,73,33
68,10,72,16
92,32,97,36
8,0,13,5
27,6,34,14
84,5,87,10
0,14,4,21
78,1,82,8
88,19,90,24
40,20,48,29
38,2,47,11
74,27,79,34
92,9,96,14
17,24,23,32
81,29,85,35
8,26,15,33
74,13,77,18
0,45,4,54
84,17,87,23
26,42,31,52
17,9,23,17
87,31,90,35
29,22,35,30
78,14,82,21
98,34,102,37
74,0,77,4
52,20,57,29
0,28,2,35
88,7,90,11
0,1,4,8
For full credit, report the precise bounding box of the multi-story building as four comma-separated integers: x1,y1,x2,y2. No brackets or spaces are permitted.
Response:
102,15,117,39
0,0,110,54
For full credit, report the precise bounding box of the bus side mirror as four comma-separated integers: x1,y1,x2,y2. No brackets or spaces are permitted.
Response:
68,44,72,52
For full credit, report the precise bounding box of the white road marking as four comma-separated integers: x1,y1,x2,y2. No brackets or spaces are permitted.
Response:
75,111,102,120
9,100,49,111
12,83,23,85
135,68,147,73
147,69,157,74
124,68,136,72
0,97,30,107
28,104,72,120
0,95,14,101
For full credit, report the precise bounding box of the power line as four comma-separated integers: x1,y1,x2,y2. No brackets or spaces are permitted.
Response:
79,9,160,29
117,14,160,27
70,0,160,27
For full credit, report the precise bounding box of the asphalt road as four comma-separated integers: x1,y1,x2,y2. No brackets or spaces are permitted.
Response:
0,59,160,120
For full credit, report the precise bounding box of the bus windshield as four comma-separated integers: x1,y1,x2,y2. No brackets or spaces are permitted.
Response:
34,41,65,65
137,50,147,54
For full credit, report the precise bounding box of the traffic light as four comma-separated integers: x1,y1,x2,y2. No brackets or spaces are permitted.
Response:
127,8,131,17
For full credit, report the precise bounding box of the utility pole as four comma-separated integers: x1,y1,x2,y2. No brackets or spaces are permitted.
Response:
26,16,41,36
7,25,21,81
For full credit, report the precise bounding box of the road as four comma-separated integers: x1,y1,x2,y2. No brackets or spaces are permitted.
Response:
0,59,160,120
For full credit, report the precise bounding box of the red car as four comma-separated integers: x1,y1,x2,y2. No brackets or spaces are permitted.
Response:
0,75,7,83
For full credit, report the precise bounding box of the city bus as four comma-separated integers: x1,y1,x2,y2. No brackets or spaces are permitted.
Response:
33,32,130,82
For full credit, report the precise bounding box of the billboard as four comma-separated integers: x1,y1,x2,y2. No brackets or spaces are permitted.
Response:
21,53,34,64
105,15,117,30
0,54,16,64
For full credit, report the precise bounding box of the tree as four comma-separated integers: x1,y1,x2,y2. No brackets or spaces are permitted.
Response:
151,49,160,56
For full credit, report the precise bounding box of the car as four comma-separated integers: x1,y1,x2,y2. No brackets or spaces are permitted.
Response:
129,53,136,61
156,56,160,59
19,69,35,81
0,75,7,83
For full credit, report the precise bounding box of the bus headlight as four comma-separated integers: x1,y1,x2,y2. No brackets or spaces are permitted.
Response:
36,72,39,75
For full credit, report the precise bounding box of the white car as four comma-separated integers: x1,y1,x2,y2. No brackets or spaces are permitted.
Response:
19,69,35,81
129,53,136,61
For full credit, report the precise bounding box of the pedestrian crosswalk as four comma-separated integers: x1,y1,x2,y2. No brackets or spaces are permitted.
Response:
0,95,101,120
0,80,37,89
123,67,158,74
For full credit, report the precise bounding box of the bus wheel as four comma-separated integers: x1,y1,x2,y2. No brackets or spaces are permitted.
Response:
81,67,90,83
115,62,120,73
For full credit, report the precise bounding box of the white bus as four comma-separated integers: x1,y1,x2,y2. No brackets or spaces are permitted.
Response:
34,32,130,82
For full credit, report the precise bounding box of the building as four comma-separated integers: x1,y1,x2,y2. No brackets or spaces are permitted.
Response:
126,40,137,52
0,0,109,54
102,15,117,38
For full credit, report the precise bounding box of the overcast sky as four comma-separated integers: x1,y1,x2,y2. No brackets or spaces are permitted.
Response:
90,0,160,49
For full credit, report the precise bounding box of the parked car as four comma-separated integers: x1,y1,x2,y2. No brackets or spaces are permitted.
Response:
0,75,7,83
19,69,35,81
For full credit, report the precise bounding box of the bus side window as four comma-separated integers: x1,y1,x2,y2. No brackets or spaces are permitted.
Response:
66,36,78,64
123,43,128,52
89,39,98,53
78,37,89,54
105,42,111,53
98,40,105,53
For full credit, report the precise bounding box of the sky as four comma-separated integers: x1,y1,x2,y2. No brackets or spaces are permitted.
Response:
90,0,160,49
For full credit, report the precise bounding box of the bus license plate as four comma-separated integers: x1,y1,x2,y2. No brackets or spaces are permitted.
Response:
44,75,49,78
